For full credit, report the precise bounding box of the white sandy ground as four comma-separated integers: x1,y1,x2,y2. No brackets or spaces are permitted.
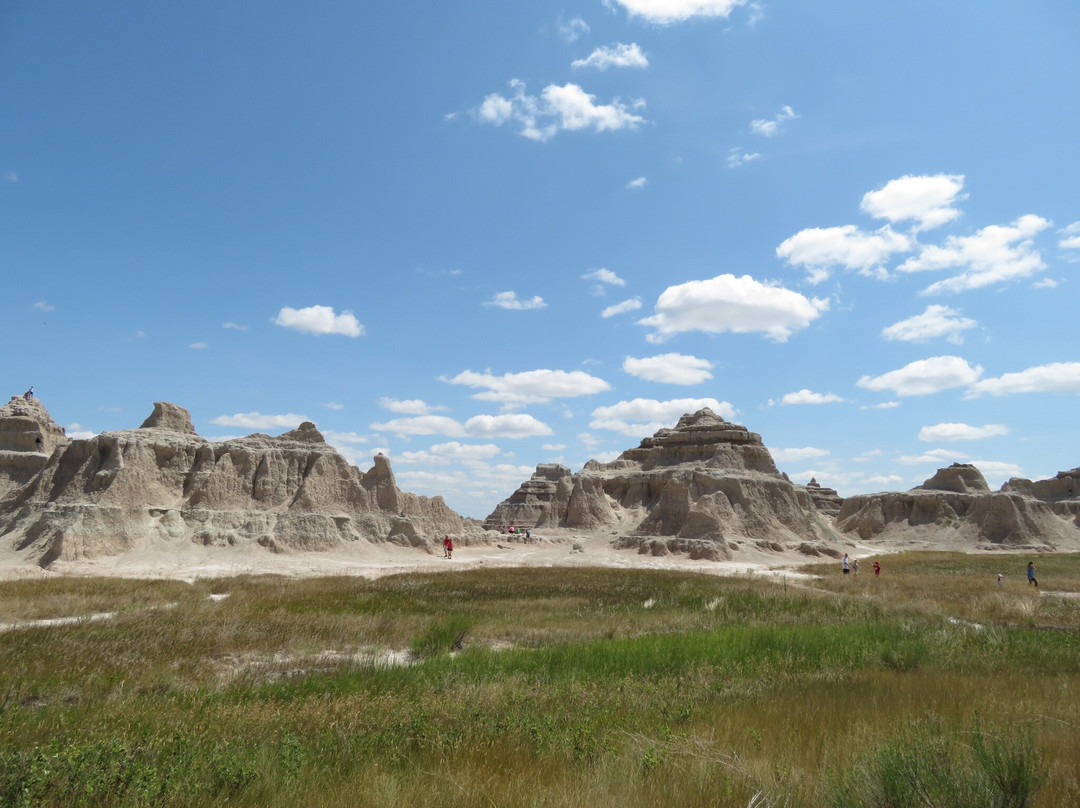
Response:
0,525,1043,585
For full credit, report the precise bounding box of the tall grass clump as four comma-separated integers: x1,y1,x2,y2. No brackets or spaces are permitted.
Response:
824,716,1043,808
408,614,472,659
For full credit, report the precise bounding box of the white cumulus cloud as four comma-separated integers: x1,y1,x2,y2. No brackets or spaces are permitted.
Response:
623,353,714,385
582,268,626,287
210,412,309,430
371,413,553,439
860,174,966,230
638,274,828,343
771,446,830,464
610,0,747,25
918,423,1009,442
965,362,1080,398
779,389,846,405
572,42,648,70
590,397,736,437
1060,221,1080,250
898,214,1051,295
274,305,364,337
395,442,503,466
378,398,447,415
443,368,611,405
626,176,648,189
477,79,645,142
881,305,978,345
899,448,969,465
776,225,912,284
857,356,984,397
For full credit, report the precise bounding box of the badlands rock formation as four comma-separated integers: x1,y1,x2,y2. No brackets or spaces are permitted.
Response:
486,409,839,558
837,463,1080,549
0,398,479,567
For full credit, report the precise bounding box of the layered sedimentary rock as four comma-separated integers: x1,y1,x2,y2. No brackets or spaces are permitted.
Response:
483,464,572,531
802,477,844,517
0,400,479,567
836,464,1080,548
484,409,835,557
0,396,69,499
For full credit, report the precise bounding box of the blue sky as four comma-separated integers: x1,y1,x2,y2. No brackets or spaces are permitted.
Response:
3,1,1078,518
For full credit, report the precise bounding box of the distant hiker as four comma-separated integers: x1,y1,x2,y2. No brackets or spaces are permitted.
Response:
872,561,881,576
23,386,33,400
842,554,850,575
525,528,531,542
852,559,860,575
1027,561,1037,588
997,573,1004,587
444,536,453,559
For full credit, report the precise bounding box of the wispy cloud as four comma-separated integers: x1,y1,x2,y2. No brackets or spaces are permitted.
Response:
602,297,642,318
750,105,797,137
557,16,590,43
32,301,55,312
572,42,648,70
485,291,547,310
726,148,760,168
626,176,647,189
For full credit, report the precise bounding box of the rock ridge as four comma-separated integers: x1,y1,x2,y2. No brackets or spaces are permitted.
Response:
0,399,480,568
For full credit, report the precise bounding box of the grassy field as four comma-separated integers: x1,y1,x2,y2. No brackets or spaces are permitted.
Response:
0,551,1077,806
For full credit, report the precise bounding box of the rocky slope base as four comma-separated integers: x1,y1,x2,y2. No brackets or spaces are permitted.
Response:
0,398,480,567
485,409,842,559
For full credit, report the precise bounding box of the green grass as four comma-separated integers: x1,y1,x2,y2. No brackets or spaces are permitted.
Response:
1,553,1078,806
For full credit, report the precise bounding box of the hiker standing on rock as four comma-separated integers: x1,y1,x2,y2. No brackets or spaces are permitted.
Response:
1027,561,1038,588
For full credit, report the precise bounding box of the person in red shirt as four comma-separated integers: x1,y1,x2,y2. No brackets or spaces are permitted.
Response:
872,561,881,576
443,535,453,559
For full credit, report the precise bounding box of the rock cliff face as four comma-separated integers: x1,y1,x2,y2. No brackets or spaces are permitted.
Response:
484,409,836,557
836,464,1080,548
0,400,479,567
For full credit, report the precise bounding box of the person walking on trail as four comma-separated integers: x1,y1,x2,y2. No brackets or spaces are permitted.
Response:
1027,561,1038,588
443,535,453,560
842,553,850,575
